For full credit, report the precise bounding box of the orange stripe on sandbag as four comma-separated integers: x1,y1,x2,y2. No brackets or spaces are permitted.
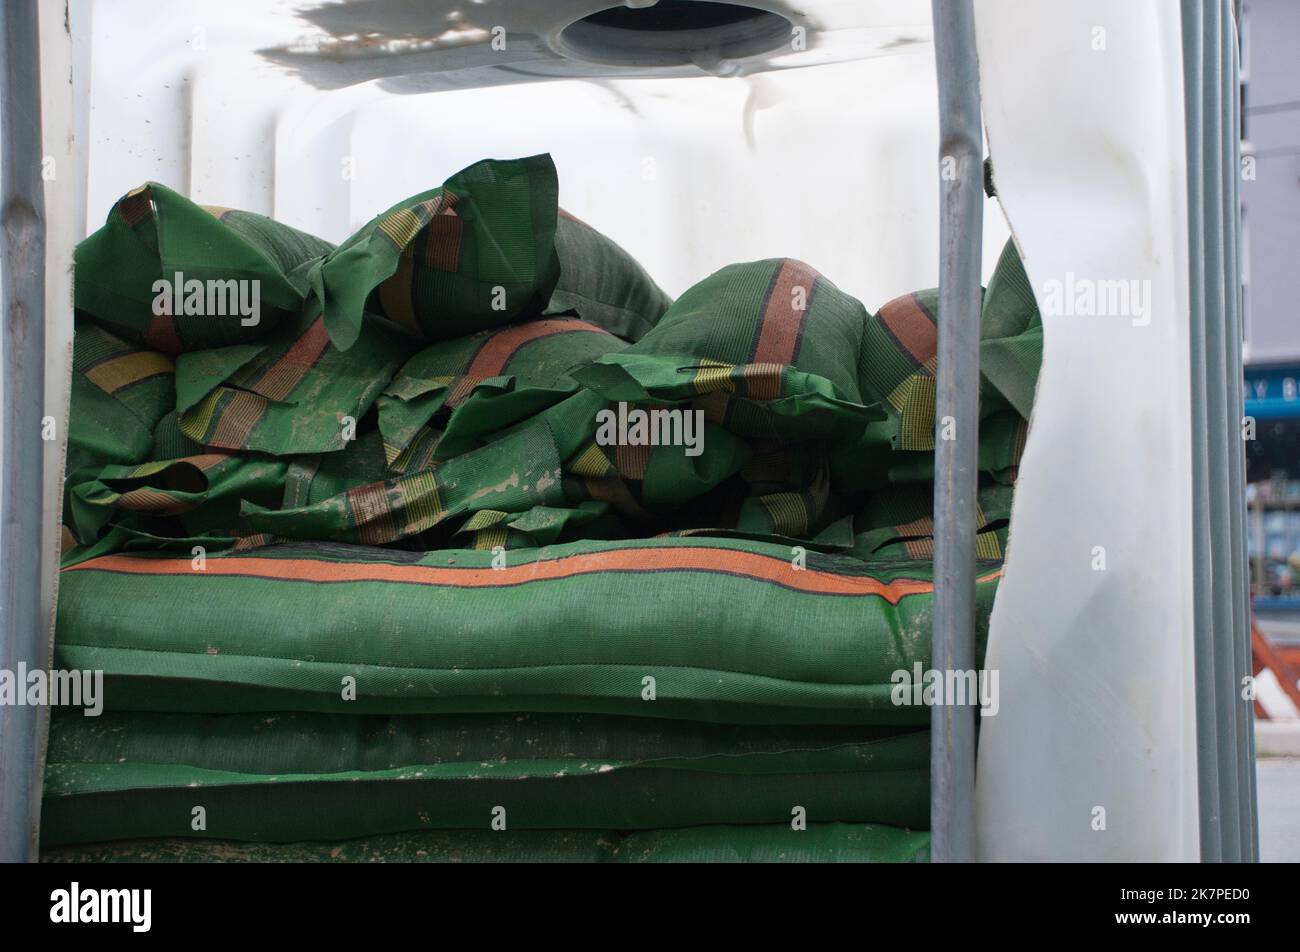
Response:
67,548,1002,603
752,259,819,367
445,318,612,406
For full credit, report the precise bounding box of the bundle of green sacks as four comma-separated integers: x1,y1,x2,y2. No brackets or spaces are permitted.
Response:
45,154,1042,862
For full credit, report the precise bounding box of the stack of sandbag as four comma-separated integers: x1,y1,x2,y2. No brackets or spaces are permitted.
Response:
46,154,1041,861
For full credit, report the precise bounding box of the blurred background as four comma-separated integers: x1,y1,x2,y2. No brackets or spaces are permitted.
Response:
1240,0,1300,861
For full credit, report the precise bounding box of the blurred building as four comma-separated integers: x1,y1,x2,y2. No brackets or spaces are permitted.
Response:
1241,0,1300,600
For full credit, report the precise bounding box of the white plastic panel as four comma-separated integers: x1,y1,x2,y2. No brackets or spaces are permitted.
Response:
973,0,1198,861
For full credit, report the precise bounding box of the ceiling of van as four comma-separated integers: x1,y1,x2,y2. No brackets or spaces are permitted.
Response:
252,0,933,91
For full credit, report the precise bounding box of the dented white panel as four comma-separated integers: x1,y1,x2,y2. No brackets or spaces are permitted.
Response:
973,0,1198,860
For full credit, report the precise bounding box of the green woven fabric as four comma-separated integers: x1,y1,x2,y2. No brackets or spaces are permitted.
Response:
572,258,879,444
545,211,672,341
42,824,929,863
852,484,1012,562
55,538,1001,723
308,155,560,351
856,240,1041,456
378,316,630,466
42,709,929,843
65,320,175,489
75,184,332,351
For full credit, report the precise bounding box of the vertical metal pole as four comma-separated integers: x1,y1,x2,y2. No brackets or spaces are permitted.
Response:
1204,0,1246,863
1181,0,1224,863
1221,0,1258,863
0,0,48,863
929,0,982,864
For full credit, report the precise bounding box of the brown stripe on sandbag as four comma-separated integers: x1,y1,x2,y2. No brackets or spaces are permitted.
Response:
582,476,645,518
209,390,267,449
69,549,1004,603
904,538,935,559
877,292,938,369
115,488,193,515
895,516,934,537
184,453,232,473
1012,418,1029,465
143,313,183,355
117,187,154,227
423,191,463,272
445,318,611,407
739,362,784,402
615,443,651,481
232,533,275,551
694,391,730,426
347,482,397,546
751,259,819,367
249,316,332,402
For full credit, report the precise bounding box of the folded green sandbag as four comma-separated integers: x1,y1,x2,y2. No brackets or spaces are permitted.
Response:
54,537,1001,723
41,709,929,845
75,184,333,351
42,823,929,863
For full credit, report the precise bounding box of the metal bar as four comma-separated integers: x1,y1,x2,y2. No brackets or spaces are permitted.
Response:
1203,0,1245,863
1180,0,1224,863
929,0,982,864
1221,0,1258,863
0,0,48,863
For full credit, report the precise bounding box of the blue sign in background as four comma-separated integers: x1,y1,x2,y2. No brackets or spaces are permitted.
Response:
1246,363,1300,420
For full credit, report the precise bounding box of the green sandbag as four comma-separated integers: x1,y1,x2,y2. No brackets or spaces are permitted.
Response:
378,316,630,466
64,321,177,532
41,823,928,863
612,822,929,863
75,184,333,351
41,709,929,844
573,257,880,444
280,429,392,509
856,239,1041,455
174,311,409,456
54,536,999,723
307,155,562,351
545,210,672,341
979,238,1043,419
239,406,571,545
852,484,1013,561
67,453,288,546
